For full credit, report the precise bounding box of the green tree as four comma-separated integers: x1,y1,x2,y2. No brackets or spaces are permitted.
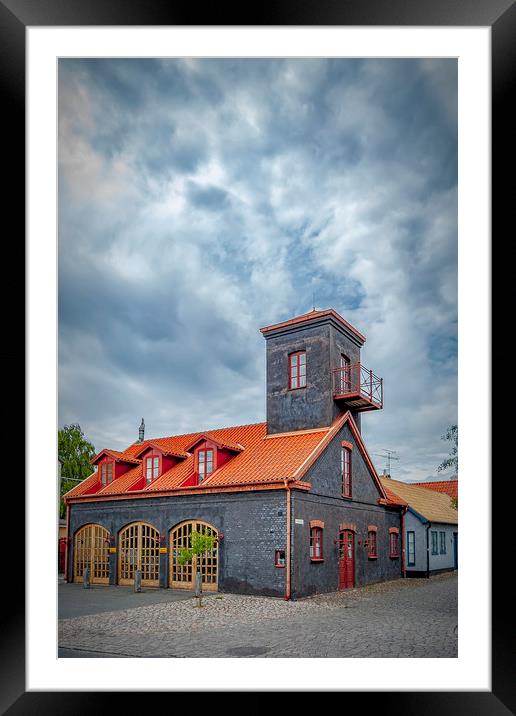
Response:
177,530,217,607
437,424,458,479
58,424,96,518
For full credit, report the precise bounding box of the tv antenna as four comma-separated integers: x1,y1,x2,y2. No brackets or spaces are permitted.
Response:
373,449,400,475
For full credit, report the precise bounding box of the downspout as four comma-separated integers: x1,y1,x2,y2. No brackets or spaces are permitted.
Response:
284,479,291,601
401,506,407,579
64,502,70,583
426,522,431,579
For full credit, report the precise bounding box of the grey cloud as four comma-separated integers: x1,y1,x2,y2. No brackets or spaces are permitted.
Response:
58,58,457,481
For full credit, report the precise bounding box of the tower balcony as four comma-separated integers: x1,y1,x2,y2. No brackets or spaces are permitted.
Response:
332,363,383,412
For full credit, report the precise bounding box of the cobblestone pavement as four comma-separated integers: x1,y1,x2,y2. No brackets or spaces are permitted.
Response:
59,573,457,658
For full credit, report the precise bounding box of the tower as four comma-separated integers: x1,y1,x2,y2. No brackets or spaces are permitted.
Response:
260,309,383,435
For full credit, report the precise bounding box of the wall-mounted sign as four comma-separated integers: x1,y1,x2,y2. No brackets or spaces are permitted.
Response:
295,519,304,525
108,547,117,554
159,547,168,554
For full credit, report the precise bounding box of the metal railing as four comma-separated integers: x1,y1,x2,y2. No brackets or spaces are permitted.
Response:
331,363,383,408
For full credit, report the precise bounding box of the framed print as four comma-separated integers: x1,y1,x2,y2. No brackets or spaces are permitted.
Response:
1,0,511,710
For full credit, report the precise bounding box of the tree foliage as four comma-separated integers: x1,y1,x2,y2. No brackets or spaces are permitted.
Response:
177,530,216,566
58,424,96,518
437,424,458,478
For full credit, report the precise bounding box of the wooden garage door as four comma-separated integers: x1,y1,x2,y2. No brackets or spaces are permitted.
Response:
118,522,160,587
169,520,218,591
73,524,110,584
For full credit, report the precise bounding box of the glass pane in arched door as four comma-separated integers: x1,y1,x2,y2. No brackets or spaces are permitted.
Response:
169,520,218,591
118,522,160,587
73,524,109,584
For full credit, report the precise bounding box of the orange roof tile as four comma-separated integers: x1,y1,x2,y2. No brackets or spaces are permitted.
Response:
90,448,141,465
65,421,333,500
411,480,458,500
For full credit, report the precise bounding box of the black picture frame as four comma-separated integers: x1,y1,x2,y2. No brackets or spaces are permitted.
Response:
2,0,509,711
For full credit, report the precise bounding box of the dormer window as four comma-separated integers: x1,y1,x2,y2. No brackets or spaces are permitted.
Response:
100,462,113,487
145,455,160,484
198,449,214,481
289,351,306,390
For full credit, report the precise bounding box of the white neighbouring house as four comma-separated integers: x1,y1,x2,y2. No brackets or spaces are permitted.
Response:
380,477,458,577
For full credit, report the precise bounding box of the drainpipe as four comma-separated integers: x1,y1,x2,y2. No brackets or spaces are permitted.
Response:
401,506,407,579
64,503,70,582
284,479,292,601
426,522,431,579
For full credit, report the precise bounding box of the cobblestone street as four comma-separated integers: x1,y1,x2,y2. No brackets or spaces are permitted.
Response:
59,572,457,658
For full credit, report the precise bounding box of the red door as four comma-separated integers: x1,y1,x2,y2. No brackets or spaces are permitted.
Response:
58,538,67,574
338,530,355,589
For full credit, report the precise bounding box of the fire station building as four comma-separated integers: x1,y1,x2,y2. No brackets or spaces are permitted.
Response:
64,309,404,598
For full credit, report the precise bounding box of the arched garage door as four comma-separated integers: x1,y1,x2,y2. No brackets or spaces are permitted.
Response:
73,524,110,584
169,520,218,591
118,522,160,587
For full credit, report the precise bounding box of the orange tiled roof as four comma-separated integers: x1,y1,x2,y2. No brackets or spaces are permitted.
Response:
260,308,366,344
90,448,141,465
411,480,458,500
132,441,190,460
64,421,334,501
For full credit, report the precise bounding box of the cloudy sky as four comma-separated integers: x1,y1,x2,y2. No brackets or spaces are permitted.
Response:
58,58,457,483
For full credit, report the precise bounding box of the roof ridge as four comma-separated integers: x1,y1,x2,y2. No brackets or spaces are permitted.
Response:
263,426,330,439
127,421,266,447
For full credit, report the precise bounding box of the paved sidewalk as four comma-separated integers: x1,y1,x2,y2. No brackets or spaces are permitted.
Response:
59,573,457,658
59,583,200,619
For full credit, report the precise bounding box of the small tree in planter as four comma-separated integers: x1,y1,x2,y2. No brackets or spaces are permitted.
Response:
177,530,216,607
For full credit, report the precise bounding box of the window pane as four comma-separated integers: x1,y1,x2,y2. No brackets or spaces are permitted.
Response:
291,376,298,389
299,353,306,365
299,374,306,387
291,355,298,366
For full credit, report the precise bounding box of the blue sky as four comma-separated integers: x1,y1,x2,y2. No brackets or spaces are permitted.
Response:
58,58,457,482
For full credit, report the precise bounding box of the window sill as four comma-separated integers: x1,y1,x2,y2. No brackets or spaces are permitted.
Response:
389,554,399,559
288,386,307,392
310,558,324,563
341,495,352,500
275,564,285,569
368,555,378,560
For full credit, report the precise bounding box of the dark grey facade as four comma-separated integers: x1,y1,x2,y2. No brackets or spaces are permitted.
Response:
290,421,401,598
69,491,289,596
264,314,363,434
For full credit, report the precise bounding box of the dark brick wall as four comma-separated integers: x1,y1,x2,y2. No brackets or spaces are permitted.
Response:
264,316,363,434
290,421,402,597
69,491,288,597
304,421,382,503
291,492,401,598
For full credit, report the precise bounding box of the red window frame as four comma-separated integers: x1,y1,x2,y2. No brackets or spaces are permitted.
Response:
310,526,324,561
145,454,160,484
288,351,306,390
368,530,377,558
198,448,214,481
341,446,352,498
100,461,114,487
275,549,286,568
389,532,399,558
